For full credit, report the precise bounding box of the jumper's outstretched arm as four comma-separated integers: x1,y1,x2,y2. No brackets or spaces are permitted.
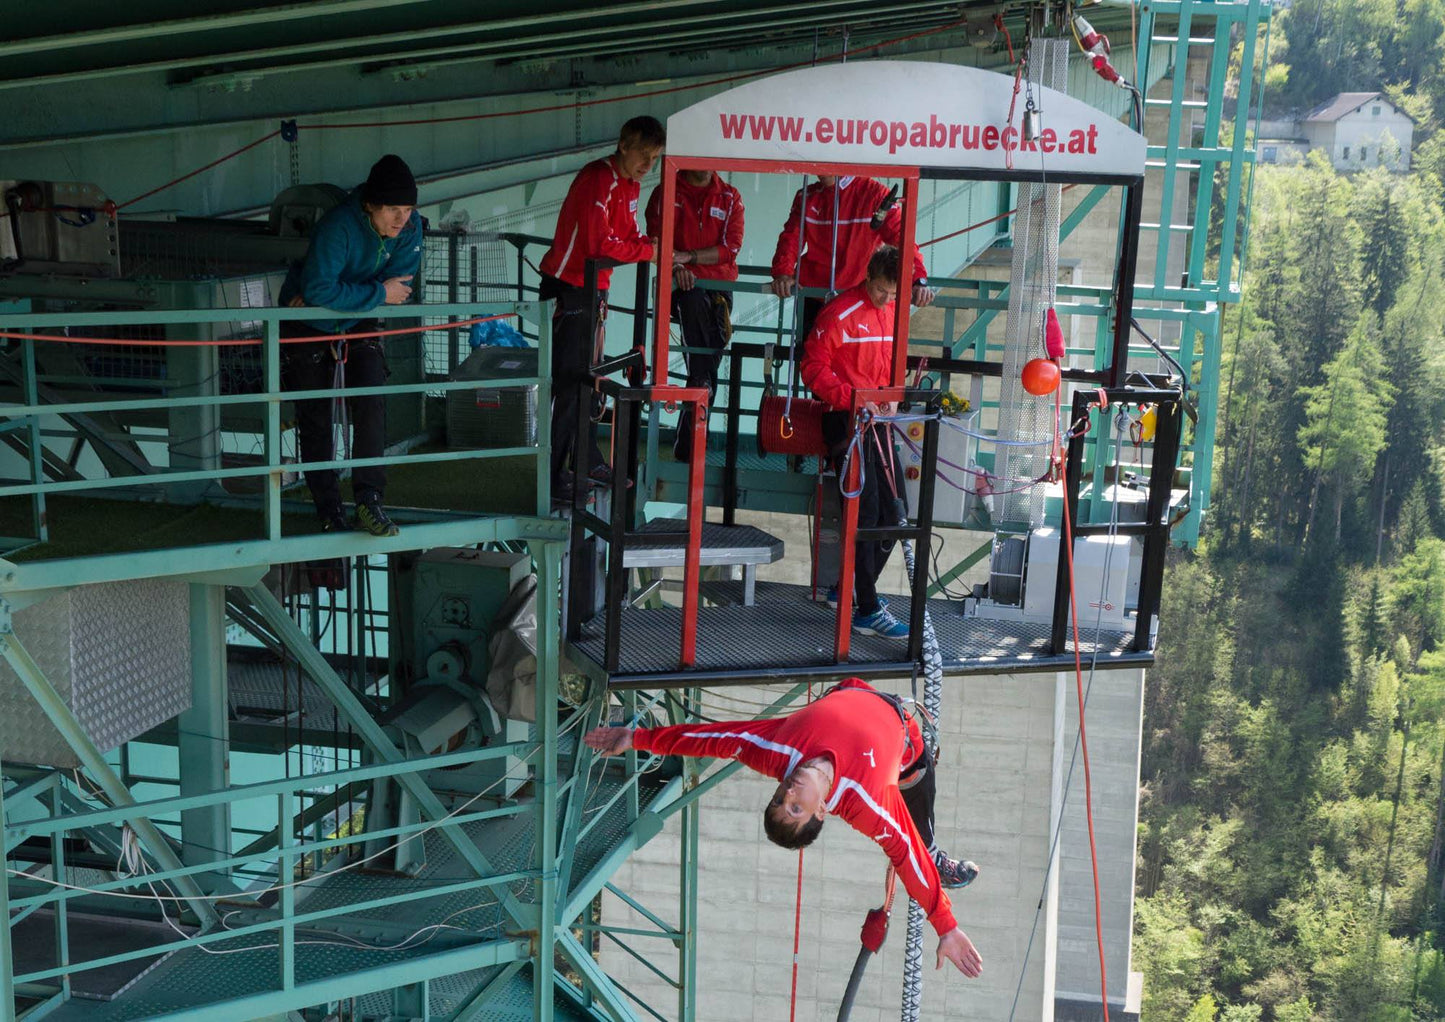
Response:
584,726,634,757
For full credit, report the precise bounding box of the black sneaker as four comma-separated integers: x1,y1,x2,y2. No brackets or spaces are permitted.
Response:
353,501,400,537
320,507,351,533
934,851,979,890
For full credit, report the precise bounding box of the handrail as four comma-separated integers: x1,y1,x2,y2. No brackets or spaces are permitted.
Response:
2,738,547,991
0,298,555,543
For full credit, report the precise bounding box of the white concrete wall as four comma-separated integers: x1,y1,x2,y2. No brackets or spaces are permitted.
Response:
599,671,1067,1022
1053,668,1146,1019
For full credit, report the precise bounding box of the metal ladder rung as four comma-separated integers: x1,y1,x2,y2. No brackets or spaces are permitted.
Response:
1145,161,1203,170
1151,35,1220,45
1144,99,1210,108
1140,223,1196,232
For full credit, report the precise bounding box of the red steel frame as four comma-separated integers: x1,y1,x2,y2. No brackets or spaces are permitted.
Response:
654,155,923,667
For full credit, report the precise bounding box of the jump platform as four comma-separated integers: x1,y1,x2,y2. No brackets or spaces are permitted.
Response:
569,580,1150,688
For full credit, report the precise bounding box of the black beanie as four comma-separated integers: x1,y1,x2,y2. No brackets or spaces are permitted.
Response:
362,154,417,206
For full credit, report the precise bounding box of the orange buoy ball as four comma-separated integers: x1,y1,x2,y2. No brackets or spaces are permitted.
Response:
1021,358,1060,396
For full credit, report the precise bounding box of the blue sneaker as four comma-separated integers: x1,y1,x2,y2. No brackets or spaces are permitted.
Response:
825,586,886,611
853,606,908,638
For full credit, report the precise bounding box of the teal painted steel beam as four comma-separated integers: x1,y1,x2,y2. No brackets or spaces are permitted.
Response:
677,699,700,1022
5,742,531,845
244,584,530,922
5,0,725,88
21,339,46,548
1185,33,1230,291
264,320,282,541
9,800,533,917
1217,0,1264,295
451,960,527,1022
178,584,232,887
558,929,640,1022
142,938,529,1022
554,694,606,905
0,515,563,595
46,785,69,1005
0,300,542,329
278,791,295,992
0,443,536,498
949,184,1112,358
0,0,444,58
1151,1,1194,297
360,0,964,83
926,539,992,598
1182,309,1223,544
532,540,562,1022
0,376,540,424
0,626,220,927
12,873,537,985
536,314,553,513
1,774,15,1022
0,769,63,814
561,794,672,926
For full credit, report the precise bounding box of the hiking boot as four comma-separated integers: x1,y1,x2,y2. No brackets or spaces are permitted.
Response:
934,851,979,890
853,606,908,638
353,501,400,537
319,506,351,534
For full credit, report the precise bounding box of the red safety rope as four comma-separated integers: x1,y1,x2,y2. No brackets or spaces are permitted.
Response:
0,312,516,347
115,129,283,210
1054,385,1112,1021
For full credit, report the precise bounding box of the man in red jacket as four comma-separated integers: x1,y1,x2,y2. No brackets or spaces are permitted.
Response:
539,115,668,502
769,175,933,355
802,245,911,638
645,168,745,462
584,677,983,977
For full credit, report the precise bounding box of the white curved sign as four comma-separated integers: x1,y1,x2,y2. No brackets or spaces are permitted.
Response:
666,61,1145,179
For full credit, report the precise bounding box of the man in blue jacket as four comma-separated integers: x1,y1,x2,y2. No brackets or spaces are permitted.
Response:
278,154,423,536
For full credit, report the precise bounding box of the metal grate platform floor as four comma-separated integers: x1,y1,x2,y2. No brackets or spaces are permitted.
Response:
571,581,1150,686
38,751,670,1021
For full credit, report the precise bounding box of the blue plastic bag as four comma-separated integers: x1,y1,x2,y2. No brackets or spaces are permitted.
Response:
469,318,530,349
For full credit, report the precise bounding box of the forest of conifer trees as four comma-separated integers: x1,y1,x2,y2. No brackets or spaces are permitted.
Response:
1134,2,1445,1018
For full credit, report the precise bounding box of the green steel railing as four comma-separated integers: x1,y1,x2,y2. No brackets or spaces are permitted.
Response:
0,300,553,553
3,743,535,998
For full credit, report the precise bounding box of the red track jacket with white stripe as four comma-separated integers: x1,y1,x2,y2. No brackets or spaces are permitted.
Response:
800,284,896,411
631,679,957,936
769,176,927,291
644,171,745,281
538,155,653,292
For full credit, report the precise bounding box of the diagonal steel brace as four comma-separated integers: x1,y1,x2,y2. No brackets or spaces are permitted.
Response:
0,624,219,927
243,583,531,927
